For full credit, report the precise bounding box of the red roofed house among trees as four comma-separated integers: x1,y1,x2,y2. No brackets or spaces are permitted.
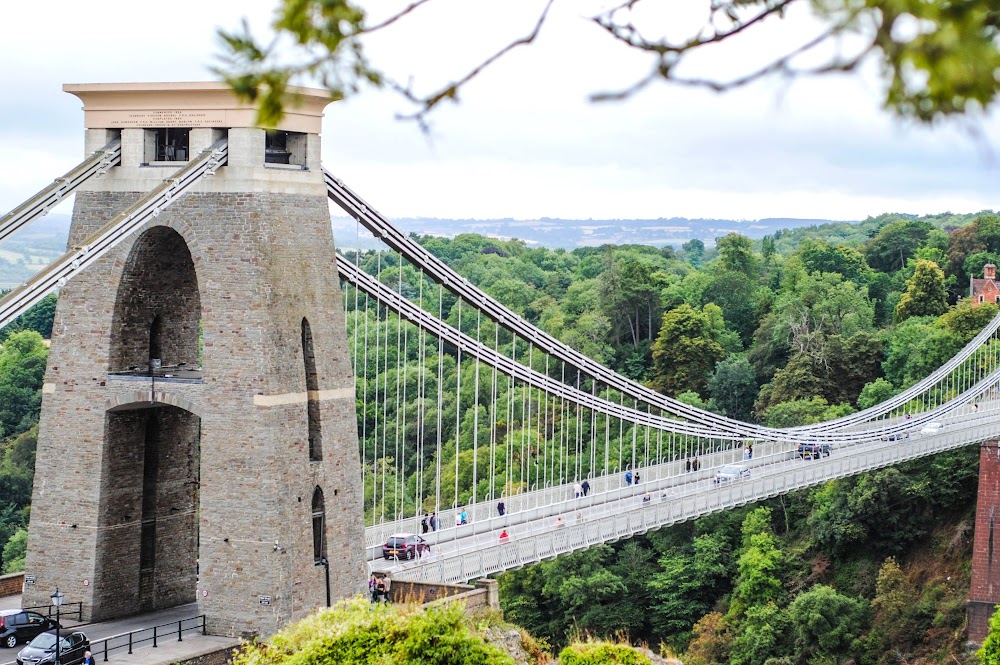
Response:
971,263,1000,306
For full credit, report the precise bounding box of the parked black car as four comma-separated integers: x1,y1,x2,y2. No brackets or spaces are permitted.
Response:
382,533,431,560
16,631,89,665
0,610,60,649
796,441,832,459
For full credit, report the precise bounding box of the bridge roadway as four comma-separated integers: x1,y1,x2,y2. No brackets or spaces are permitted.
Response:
371,406,999,584
0,600,236,665
363,399,983,556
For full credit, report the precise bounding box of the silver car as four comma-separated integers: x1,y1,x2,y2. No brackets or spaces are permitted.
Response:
715,464,750,484
919,422,944,435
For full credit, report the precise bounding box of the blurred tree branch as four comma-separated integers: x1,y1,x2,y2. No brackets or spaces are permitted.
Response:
215,0,1000,128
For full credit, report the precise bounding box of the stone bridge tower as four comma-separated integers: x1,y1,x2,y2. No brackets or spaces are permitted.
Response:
22,83,365,637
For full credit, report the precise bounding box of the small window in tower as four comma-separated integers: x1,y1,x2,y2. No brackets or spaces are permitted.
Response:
265,131,290,164
146,128,191,163
265,130,307,168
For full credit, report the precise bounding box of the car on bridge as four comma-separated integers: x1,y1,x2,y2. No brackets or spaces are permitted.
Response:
382,533,431,560
714,464,750,484
16,631,89,665
880,432,910,441
0,610,61,649
919,422,944,436
796,441,832,459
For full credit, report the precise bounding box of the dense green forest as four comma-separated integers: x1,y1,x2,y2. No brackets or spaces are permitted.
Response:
343,209,1000,664
0,293,55,574
2,208,1000,662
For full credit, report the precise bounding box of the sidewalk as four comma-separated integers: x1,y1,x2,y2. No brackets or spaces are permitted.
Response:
91,635,240,665
0,597,240,665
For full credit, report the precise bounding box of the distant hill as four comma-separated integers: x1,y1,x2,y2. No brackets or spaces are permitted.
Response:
0,214,71,290
331,215,850,250
0,211,874,288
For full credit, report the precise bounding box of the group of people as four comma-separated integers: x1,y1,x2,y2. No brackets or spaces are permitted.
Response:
420,507,472,532
420,512,441,533
573,480,591,498
685,457,700,472
743,444,754,460
624,470,641,485
369,573,391,604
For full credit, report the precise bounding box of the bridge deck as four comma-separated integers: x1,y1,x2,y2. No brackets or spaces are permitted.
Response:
376,411,994,583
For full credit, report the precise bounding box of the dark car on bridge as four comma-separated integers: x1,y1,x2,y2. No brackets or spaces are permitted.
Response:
796,441,832,459
383,533,431,560
0,610,61,649
16,631,88,665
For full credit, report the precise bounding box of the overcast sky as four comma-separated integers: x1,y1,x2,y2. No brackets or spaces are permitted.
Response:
0,0,997,223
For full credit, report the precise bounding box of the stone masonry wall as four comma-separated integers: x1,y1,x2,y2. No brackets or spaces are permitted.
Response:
968,440,999,643
178,645,238,665
0,573,23,598
388,580,476,605
24,178,365,637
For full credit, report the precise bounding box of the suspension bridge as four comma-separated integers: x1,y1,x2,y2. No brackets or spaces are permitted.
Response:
2,82,999,640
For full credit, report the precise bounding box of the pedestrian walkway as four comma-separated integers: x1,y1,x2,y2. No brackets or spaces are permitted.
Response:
0,598,239,665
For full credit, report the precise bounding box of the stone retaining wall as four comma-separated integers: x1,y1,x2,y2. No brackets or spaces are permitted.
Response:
387,578,500,612
178,646,238,665
0,573,23,598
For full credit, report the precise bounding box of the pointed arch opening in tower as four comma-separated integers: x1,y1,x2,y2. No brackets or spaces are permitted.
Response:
109,226,201,378
302,318,322,461
312,486,326,562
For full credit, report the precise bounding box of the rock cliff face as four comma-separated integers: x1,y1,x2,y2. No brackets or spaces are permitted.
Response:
479,626,540,665
478,623,683,665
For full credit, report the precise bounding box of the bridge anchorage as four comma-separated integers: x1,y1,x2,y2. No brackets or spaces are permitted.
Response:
4,81,1000,643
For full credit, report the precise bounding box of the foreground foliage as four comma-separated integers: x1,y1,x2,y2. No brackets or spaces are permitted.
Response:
229,598,663,665
221,0,1000,127
232,599,514,665
558,641,652,665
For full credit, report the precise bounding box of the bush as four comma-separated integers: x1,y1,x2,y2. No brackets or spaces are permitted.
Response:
231,597,514,665
1,528,26,574
557,640,652,665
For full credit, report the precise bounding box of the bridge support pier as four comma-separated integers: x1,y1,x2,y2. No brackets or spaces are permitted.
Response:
968,440,1000,643
21,83,365,638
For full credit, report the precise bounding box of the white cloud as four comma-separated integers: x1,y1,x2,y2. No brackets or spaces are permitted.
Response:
0,0,997,223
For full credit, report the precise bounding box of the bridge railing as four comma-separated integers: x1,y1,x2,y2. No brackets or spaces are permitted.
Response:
365,435,785,551
389,415,996,583
366,396,997,554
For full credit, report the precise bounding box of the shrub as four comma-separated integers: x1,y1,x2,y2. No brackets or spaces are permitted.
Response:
557,640,652,665
231,597,514,665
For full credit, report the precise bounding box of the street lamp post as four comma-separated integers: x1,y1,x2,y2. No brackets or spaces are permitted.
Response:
50,587,63,665
315,557,330,607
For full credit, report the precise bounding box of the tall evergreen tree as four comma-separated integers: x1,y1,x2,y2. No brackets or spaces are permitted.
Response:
895,259,948,321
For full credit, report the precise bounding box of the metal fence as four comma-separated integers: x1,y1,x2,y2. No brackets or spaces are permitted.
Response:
21,603,84,623
91,616,206,662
